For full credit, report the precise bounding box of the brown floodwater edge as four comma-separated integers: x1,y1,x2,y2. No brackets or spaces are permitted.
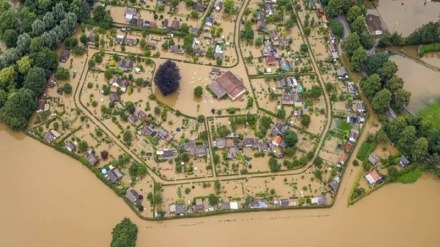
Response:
2,125,440,246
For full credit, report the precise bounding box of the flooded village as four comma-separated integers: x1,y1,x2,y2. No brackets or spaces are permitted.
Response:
1,0,440,246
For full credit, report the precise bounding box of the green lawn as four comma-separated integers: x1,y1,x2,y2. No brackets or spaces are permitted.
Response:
418,98,440,131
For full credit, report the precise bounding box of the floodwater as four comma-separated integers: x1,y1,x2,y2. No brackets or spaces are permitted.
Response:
382,45,440,69
390,55,440,113
1,124,440,247
375,0,440,36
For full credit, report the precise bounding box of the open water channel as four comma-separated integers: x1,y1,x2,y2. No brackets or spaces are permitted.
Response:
1,124,440,247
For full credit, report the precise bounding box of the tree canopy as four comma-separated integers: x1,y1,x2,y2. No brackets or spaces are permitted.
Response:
0,88,37,130
283,130,298,147
154,60,181,96
111,218,138,247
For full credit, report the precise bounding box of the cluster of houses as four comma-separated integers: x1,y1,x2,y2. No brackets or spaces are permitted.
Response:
261,42,293,72
169,199,239,215
364,154,411,186
125,188,145,211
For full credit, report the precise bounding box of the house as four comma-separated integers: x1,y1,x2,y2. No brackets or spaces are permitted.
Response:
277,77,297,88
281,94,294,105
146,42,156,50
106,168,123,183
194,204,205,213
347,82,359,98
193,48,206,56
209,71,247,100
205,16,214,27
125,7,137,21
249,200,268,209
349,130,359,143
170,45,184,54
220,202,230,210
66,141,77,152
125,189,140,204
141,125,157,137
365,170,383,186
162,19,169,29
337,67,349,80
321,15,328,24
368,153,381,165
329,42,337,52
86,152,99,166
157,128,172,140
345,143,353,153
243,138,254,147
115,35,124,44
215,138,226,149
137,111,149,122
36,99,46,112
280,199,290,207
311,196,327,205
210,67,221,75
329,180,339,192
261,44,275,56
47,73,57,87
256,20,267,31
118,59,134,72
365,14,383,35
190,27,199,36
170,20,180,31
294,109,303,118
265,4,273,16
400,156,410,167
332,51,339,61
109,92,120,102
130,17,143,26
156,149,177,159
271,123,289,136
45,130,60,143
123,38,138,46
278,38,290,47
109,77,130,92
256,11,265,21
265,55,277,65
279,58,292,71
59,50,70,63
258,142,269,152
318,7,324,15
214,0,223,11
195,146,208,157
192,2,207,11
270,29,278,40
339,153,347,165
87,33,95,45
272,135,283,147
128,113,142,126
143,20,157,28
357,102,366,113
175,203,186,215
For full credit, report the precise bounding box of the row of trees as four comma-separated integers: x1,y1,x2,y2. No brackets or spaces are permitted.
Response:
379,22,440,47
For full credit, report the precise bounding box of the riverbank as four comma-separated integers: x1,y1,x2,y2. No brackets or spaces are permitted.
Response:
1,125,440,247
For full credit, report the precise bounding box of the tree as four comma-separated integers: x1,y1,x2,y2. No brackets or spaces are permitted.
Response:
78,140,89,152
351,47,367,72
0,66,16,90
80,33,87,45
65,37,78,49
61,83,72,94
393,89,411,113
31,47,59,76
180,23,189,33
283,130,298,147
30,37,44,53
329,20,344,39
269,158,281,172
397,126,417,155
300,43,308,53
350,16,366,35
375,129,389,144
23,67,47,97
43,12,55,31
16,33,31,55
308,85,322,98
0,88,37,131
55,67,70,80
123,130,133,145
378,61,398,82
385,75,404,92
88,59,96,69
217,125,231,137
385,116,407,142
360,74,382,99
3,29,18,48
326,0,357,16
52,2,66,22
224,0,235,14
190,10,199,19
412,137,428,161
346,5,363,23
182,34,194,53
208,194,219,206
342,33,361,56
154,60,181,96
111,218,138,247
367,53,389,75
372,89,392,113
301,114,311,128
194,86,203,97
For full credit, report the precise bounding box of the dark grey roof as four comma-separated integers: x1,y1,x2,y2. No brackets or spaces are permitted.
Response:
125,189,139,203
329,180,339,192
175,203,186,214
209,81,228,99
400,156,410,167
87,152,99,165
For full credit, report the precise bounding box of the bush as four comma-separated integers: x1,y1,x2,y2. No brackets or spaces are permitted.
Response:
61,84,72,94
111,218,138,247
55,67,70,80
194,86,203,97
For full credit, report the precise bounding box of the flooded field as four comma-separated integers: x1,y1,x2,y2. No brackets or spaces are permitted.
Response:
375,0,440,36
390,55,440,113
2,125,440,247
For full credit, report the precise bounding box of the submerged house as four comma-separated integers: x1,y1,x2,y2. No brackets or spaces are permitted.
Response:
109,77,130,92
365,14,383,35
209,71,247,100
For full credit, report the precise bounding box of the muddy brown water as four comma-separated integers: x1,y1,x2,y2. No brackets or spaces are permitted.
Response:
389,55,440,113
1,124,440,247
375,0,440,36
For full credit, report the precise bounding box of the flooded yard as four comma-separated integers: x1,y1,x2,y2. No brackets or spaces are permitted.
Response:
390,55,440,113
375,0,440,36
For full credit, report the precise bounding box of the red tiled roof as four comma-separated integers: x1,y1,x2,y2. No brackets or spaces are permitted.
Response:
215,71,247,100
369,170,381,181
266,55,277,64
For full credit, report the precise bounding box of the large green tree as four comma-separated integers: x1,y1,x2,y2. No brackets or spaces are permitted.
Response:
111,218,138,247
361,74,381,99
378,61,398,82
342,33,361,56
24,67,47,97
351,47,367,72
412,137,428,161
398,126,417,155
0,88,37,130
283,130,298,147
371,89,392,113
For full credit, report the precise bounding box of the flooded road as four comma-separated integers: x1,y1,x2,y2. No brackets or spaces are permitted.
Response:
1,124,440,247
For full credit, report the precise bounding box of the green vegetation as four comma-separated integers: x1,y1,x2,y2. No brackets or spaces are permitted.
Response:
356,141,377,160
417,98,440,131
111,218,138,247
418,43,440,57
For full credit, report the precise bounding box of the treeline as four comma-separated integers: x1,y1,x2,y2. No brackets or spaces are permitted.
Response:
384,115,440,167
359,53,411,117
379,22,440,47
0,0,94,130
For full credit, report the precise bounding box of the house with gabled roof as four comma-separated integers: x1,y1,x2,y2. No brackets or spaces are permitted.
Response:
109,77,130,92
45,130,60,143
337,67,349,80
400,156,410,167
279,58,292,71
265,55,277,65
118,59,134,72
125,189,140,204
125,7,137,21
86,151,99,166
66,141,77,152
278,38,290,47
192,2,207,11
277,77,297,88
214,0,223,11
365,170,383,186
59,50,70,63
349,130,359,143
209,71,247,100
368,153,381,165
109,92,120,102
156,149,177,159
